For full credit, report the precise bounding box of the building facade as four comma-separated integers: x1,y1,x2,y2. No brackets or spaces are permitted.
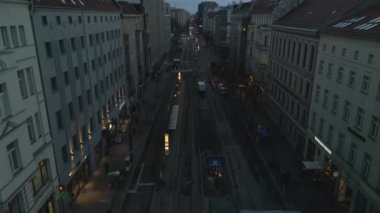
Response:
307,5,380,212
198,1,218,29
246,0,300,103
266,0,361,159
170,8,190,27
120,2,146,99
229,2,252,78
0,0,58,212
30,0,126,205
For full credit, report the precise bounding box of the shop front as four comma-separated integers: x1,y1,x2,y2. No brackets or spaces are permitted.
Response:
68,160,90,200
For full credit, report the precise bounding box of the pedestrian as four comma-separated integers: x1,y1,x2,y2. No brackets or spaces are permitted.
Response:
104,162,109,174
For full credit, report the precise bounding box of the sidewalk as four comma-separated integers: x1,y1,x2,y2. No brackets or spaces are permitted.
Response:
228,88,344,213
70,63,172,213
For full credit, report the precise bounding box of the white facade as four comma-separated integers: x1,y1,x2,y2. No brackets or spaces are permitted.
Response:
308,33,380,212
0,0,58,212
30,4,126,203
170,8,189,27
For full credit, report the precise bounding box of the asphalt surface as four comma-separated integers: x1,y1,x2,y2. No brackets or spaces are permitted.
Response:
121,31,284,213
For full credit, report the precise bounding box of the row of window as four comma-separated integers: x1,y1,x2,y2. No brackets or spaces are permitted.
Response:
318,60,380,99
55,85,124,131
45,33,121,58
88,30,121,46
0,68,36,122
269,80,308,127
271,35,316,72
313,90,379,139
270,62,311,100
59,86,124,163
42,14,120,26
1,25,27,49
312,116,376,179
50,61,123,94
322,43,374,64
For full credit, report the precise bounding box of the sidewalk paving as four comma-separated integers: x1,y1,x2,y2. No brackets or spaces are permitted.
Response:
70,63,172,213
228,88,347,213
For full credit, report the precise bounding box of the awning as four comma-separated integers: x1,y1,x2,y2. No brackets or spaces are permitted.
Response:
302,161,322,170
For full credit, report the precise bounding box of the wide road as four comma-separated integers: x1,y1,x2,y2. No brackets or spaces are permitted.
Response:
122,30,283,212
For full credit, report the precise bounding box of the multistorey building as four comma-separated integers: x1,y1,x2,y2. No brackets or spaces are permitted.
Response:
120,2,145,98
0,0,58,212
170,8,190,27
229,2,252,78
30,0,126,205
143,0,169,73
198,1,218,30
308,4,380,212
266,0,361,158
246,0,299,100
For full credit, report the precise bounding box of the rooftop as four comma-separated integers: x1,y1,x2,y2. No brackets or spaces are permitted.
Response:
274,0,363,29
119,2,142,14
323,3,380,40
34,0,120,11
251,0,280,14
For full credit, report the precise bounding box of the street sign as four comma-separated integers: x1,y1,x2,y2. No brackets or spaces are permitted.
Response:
207,157,223,167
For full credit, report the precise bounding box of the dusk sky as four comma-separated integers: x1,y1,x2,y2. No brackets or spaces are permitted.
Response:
167,0,251,14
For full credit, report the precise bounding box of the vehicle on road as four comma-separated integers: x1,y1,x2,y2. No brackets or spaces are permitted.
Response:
197,81,206,93
217,83,228,95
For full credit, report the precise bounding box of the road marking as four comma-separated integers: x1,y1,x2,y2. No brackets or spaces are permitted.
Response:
132,162,145,192
138,182,156,186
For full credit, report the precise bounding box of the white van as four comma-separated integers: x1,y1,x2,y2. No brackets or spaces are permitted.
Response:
197,81,206,93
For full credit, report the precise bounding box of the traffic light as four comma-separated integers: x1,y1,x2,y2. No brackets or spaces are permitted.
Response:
58,184,68,198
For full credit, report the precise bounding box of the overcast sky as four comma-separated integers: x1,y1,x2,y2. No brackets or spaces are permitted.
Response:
167,0,251,14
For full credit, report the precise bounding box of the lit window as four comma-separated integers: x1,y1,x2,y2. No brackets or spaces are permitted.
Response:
30,160,49,196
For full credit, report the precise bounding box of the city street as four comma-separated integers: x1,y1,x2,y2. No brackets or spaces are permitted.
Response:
121,29,286,213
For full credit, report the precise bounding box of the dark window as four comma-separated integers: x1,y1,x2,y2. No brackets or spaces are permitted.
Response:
74,67,79,79
59,39,65,55
45,42,52,58
51,77,57,91
78,96,83,111
80,36,85,48
78,16,82,23
56,16,61,25
87,90,92,104
61,145,68,162
56,110,63,129
68,102,74,119
71,37,76,51
42,16,48,25
63,71,69,85
84,63,88,74
68,16,73,24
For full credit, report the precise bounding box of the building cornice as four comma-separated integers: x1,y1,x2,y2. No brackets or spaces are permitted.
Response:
271,24,319,37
